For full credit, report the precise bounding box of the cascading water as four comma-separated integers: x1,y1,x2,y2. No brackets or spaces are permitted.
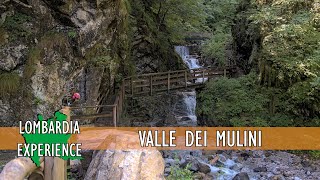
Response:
173,46,241,179
173,46,201,126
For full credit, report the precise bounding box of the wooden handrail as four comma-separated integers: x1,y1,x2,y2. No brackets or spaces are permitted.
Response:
69,66,233,126
0,66,234,179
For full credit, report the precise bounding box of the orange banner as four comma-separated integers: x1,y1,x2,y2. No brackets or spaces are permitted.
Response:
1,127,320,150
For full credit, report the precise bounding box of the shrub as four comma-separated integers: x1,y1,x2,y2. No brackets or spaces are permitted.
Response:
0,72,20,98
167,163,194,180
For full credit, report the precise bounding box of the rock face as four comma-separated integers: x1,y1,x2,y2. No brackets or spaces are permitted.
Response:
0,0,183,123
85,150,165,180
0,0,130,124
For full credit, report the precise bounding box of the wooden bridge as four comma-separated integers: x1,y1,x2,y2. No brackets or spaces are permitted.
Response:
0,66,234,180
70,66,234,127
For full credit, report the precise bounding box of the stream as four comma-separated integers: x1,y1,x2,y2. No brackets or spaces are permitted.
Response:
172,46,239,179
168,46,320,180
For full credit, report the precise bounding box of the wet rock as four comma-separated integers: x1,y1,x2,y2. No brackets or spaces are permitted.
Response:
203,173,215,180
270,175,286,180
180,155,199,172
305,170,311,176
252,151,264,158
164,158,176,166
164,167,171,174
198,161,211,174
271,167,282,175
240,152,251,160
253,166,267,172
232,172,250,180
301,160,311,167
194,172,206,180
283,170,294,177
180,117,192,121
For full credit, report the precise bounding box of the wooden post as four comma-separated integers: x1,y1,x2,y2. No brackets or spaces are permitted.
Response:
184,71,188,88
224,68,227,77
131,78,134,96
202,70,205,83
113,106,117,127
44,107,69,180
150,75,153,96
167,72,170,92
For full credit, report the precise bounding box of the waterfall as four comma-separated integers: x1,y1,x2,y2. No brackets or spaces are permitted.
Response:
174,46,202,126
175,46,201,69
173,46,240,180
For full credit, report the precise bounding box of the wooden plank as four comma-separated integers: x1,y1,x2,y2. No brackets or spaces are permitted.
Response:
202,70,205,83
167,72,170,92
185,71,188,88
113,106,117,127
44,107,70,180
70,104,115,110
131,78,134,96
71,113,113,119
145,78,185,86
44,157,53,180
150,76,153,95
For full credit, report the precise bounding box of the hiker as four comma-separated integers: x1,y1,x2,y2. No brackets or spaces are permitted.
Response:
71,92,80,105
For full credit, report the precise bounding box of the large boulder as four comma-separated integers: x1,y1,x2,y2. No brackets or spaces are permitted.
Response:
85,150,165,180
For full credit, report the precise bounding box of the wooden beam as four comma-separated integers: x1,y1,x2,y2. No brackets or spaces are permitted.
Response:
113,106,117,127
184,71,188,88
167,72,170,92
71,113,113,119
150,75,153,96
0,157,44,180
131,78,134,96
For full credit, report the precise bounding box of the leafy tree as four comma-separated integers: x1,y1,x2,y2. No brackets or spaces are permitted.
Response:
149,0,207,43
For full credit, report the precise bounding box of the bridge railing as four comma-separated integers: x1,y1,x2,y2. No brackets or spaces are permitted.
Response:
69,66,233,126
69,81,126,127
123,67,231,96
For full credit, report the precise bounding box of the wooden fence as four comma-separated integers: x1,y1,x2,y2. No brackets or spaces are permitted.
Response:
124,67,229,96
0,67,233,180
68,66,232,127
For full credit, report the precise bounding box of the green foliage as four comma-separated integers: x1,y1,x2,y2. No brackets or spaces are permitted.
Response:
197,73,305,126
2,12,32,41
201,29,231,65
246,0,320,120
24,48,41,79
148,0,207,43
203,0,239,31
167,163,194,180
0,72,20,98
67,31,77,38
290,150,320,160
198,73,269,126
85,43,112,67
201,0,240,65
33,97,43,106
